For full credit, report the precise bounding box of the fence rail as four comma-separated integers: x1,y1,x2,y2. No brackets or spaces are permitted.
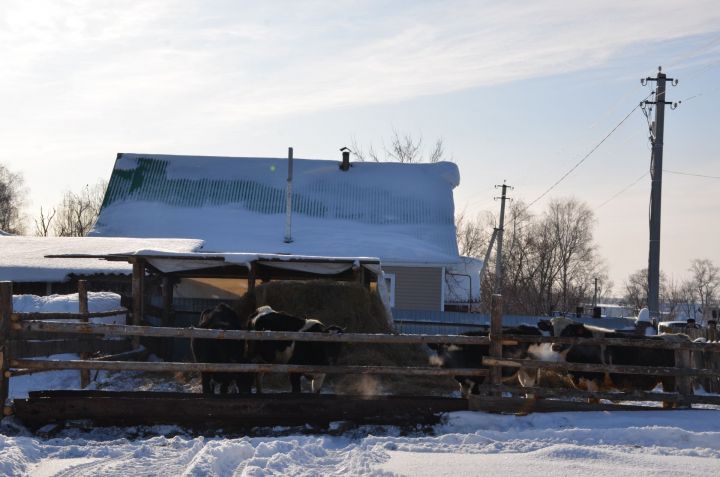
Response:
11,309,129,321
15,320,493,346
1,280,719,424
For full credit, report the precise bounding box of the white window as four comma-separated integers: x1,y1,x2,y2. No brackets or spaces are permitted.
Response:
384,273,396,308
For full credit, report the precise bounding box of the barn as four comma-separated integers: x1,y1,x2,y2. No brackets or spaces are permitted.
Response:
88,152,482,315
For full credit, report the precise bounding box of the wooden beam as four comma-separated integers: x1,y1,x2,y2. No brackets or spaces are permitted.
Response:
0,281,12,415
501,333,720,352
12,309,128,321
11,358,489,377
78,280,90,388
482,357,719,378
488,294,503,394
8,338,131,358
17,320,492,345
131,259,145,348
247,262,257,293
14,391,466,429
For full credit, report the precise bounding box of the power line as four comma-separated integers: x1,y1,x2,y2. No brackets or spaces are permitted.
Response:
525,94,651,210
664,169,720,180
597,171,649,208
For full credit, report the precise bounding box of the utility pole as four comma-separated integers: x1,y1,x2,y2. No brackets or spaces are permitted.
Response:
642,66,678,321
493,182,512,294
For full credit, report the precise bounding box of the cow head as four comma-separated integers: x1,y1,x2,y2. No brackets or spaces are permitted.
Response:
197,303,242,330
550,318,592,353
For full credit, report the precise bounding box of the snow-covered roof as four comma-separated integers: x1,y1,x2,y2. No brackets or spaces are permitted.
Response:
90,153,461,265
0,236,202,282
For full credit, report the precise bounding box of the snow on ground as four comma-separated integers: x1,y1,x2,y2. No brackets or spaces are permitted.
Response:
0,410,718,476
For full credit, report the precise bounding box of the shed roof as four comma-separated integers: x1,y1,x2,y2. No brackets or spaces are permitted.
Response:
90,153,461,264
0,236,202,283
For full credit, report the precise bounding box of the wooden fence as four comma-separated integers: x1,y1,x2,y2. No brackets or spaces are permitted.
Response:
1,282,720,424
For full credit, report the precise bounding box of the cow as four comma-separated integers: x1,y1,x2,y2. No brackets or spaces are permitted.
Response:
248,306,344,393
190,303,254,394
430,325,545,398
547,317,689,403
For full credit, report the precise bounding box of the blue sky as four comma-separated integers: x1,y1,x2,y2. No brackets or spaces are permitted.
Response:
1,0,719,291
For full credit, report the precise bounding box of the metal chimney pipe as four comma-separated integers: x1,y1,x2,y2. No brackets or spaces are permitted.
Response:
284,147,293,243
339,147,350,171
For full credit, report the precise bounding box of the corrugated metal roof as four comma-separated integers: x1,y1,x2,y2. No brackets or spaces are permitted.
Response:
102,155,455,225
92,153,461,263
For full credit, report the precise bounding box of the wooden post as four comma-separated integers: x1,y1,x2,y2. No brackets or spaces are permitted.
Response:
248,262,257,294
707,320,717,342
78,280,90,388
0,282,13,415
488,294,503,395
161,276,174,359
675,346,693,408
131,259,145,349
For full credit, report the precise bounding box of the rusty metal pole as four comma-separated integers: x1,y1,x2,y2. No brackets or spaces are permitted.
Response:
488,294,503,395
0,282,12,415
78,280,90,388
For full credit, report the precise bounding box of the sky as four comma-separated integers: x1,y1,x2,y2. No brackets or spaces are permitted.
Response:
1,0,719,292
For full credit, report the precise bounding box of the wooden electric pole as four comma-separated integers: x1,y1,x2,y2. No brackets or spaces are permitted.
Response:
642,66,678,321
493,182,511,294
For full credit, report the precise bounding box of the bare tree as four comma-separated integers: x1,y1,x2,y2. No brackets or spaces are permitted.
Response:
350,131,447,163
34,207,56,237
665,276,696,320
53,180,107,237
545,198,596,311
688,258,720,324
0,163,26,234
455,210,495,258
624,268,668,314
478,197,604,316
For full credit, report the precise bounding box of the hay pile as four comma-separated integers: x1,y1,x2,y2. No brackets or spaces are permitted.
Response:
233,280,456,396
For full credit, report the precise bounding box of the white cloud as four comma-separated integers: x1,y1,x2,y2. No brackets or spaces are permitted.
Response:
1,0,718,124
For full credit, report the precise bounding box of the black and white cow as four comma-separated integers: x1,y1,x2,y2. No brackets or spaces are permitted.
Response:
548,317,688,396
248,306,344,393
191,303,254,394
431,325,545,397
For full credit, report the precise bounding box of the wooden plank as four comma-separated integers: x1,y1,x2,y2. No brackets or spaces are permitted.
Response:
11,358,489,377
14,392,467,428
16,321,493,345
488,294,503,394
484,384,720,405
78,280,90,388
7,338,131,358
131,258,144,348
0,282,12,415
12,309,128,320
482,357,719,378
502,333,720,351
468,395,672,413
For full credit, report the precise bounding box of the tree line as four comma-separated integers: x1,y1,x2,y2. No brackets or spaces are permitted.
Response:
0,162,106,237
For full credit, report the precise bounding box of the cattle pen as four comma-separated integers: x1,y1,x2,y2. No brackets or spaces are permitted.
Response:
1,282,720,431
